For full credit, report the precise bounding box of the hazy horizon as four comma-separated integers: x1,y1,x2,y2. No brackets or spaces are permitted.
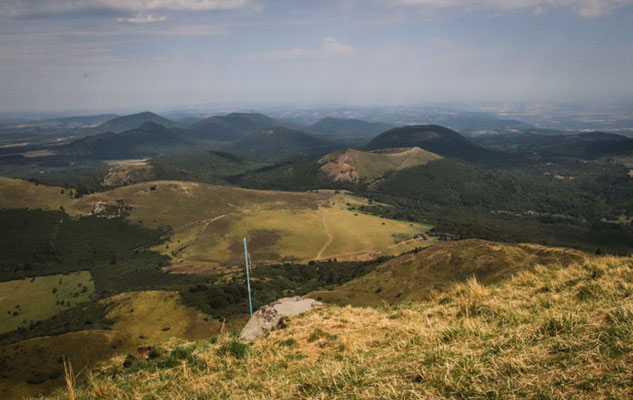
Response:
1,0,633,112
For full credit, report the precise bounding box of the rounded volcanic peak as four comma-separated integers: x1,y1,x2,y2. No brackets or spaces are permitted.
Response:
367,124,499,163
187,112,281,141
137,121,167,132
368,125,467,148
94,111,177,133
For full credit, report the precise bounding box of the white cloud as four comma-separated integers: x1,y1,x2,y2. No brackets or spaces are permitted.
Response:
100,0,249,11
246,48,315,61
246,38,356,61
322,37,355,53
0,0,249,17
393,0,633,18
117,14,168,23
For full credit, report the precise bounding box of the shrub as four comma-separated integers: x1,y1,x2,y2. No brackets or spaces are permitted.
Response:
217,338,248,359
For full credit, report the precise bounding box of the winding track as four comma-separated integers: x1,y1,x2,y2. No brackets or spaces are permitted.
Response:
314,210,334,260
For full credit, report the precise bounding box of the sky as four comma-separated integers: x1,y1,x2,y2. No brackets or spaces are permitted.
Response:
1,0,632,112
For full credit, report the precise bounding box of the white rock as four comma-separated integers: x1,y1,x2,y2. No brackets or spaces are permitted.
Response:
240,296,323,340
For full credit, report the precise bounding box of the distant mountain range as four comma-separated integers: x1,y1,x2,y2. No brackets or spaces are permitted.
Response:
308,117,394,137
60,111,633,164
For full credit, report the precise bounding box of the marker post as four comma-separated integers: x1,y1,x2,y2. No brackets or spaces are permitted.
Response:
243,238,253,316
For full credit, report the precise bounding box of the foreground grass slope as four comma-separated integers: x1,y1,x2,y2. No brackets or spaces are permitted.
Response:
45,251,633,399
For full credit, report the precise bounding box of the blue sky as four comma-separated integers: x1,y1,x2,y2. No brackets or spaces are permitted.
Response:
1,0,632,112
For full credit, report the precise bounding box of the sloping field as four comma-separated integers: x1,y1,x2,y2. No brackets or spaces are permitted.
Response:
0,271,94,334
0,177,71,210
319,147,442,184
309,239,587,306
102,291,223,345
68,181,434,269
0,290,235,399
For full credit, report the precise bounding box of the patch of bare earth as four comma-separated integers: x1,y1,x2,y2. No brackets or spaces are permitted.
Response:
319,151,360,182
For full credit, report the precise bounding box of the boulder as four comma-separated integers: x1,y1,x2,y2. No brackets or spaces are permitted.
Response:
240,296,323,340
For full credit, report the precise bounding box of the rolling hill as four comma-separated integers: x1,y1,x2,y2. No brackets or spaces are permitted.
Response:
61,122,196,159
309,239,585,306
147,151,263,184
68,180,434,267
101,151,263,188
473,131,633,160
91,112,177,134
318,147,442,185
187,112,282,141
0,177,433,268
226,126,338,162
308,117,394,137
366,124,507,164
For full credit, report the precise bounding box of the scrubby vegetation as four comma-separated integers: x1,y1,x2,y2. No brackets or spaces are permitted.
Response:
149,151,263,185
44,252,633,399
236,155,633,254
181,259,384,320
0,209,170,288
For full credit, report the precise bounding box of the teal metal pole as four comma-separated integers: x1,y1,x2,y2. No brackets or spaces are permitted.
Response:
243,238,253,316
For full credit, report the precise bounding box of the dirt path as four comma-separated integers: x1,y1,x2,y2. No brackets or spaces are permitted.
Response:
395,151,419,171
200,214,230,234
176,213,231,232
314,211,334,260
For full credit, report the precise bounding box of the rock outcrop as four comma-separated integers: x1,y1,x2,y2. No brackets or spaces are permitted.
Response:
240,296,323,340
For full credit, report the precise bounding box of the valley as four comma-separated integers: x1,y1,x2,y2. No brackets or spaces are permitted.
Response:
1,109,633,399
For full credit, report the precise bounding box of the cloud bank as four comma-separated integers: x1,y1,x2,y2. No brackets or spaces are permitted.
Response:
117,14,168,23
0,0,249,17
395,0,633,17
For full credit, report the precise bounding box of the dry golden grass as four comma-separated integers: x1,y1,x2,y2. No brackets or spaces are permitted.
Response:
43,254,633,399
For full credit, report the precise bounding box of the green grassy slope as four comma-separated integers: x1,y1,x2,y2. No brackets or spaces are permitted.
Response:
0,290,224,399
309,239,586,306
68,181,434,267
0,177,71,210
0,271,94,334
